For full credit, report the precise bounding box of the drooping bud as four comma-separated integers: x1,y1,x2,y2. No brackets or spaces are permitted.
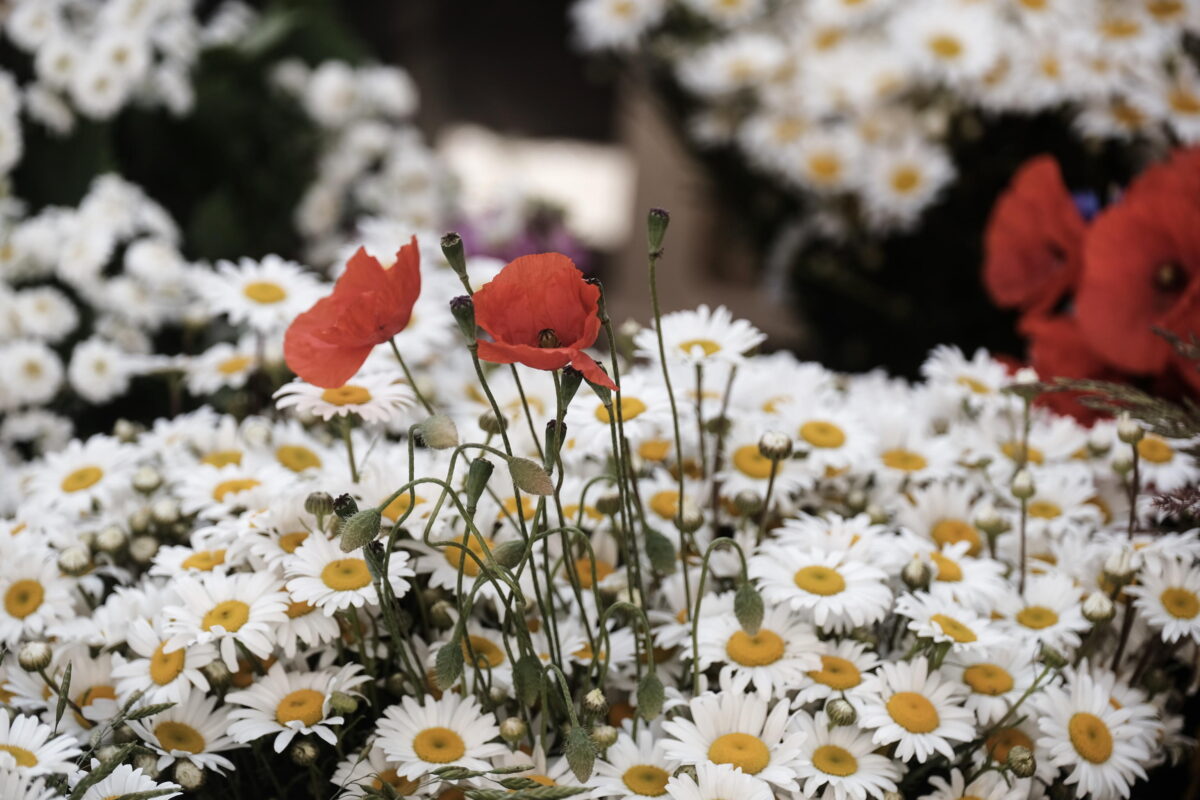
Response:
417,415,459,450
595,494,622,516
329,691,359,715
902,555,932,591
590,724,618,750
305,491,335,518
339,508,382,552
825,698,857,726
758,431,793,461
500,716,527,743
478,410,507,436
637,671,665,720
17,641,52,672
513,654,543,707
435,629,465,690
565,724,596,781
1011,469,1035,500
490,539,526,570
734,581,764,636
440,232,468,280
1082,591,1115,623
647,208,670,252
643,528,677,575
1006,745,1036,778
449,295,476,341
507,456,554,496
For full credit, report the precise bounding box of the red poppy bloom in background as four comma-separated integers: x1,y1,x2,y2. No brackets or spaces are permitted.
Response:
1075,192,1200,376
1020,314,1121,423
472,252,617,390
284,237,421,388
983,156,1086,314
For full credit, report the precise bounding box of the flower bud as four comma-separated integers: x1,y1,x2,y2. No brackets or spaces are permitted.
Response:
488,685,509,706
590,724,618,750
1087,428,1112,456
339,508,382,552
450,295,476,341
128,507,152,534
1007,745,1036,778
735,581,764,636
1116,413,1144,445
845,489,868,513
430,600,456,630
1011,469,1035,500
825,698,857,726
758,431,793,461
1015,367,1039,385
305,491,335,518
1038,644,1068,669
637,671,665,720
560,367,585,408
132,466,162,494
673,766,697,782
17,642,51,672
478,411,507,436
290,739,320,766
676,502,704,534
417,415,459,450
584,688,609,717
57,547,91,577
500,716,527,743
132,752,161,778
643,529,676,575
151,498,180,525
1104,548,1141,584
866,504,888,525
385,673,407,696
1082,591,1115,623
734,490,763,517
490,539,526,570
95,525,127,555
129,535,159,565
1111,452,1134,475
974,504,1010,537
201,659,231,690
329,691,358,715
565,725,596,781
595,494,622,516
440,232,468,280
647,208,670,252
902,556,931,591
113,418,142,443
508,456,554,496
173,760,205,791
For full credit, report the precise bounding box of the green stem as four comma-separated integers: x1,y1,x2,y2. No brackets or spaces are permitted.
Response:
389,338,435,414
340,416,359,483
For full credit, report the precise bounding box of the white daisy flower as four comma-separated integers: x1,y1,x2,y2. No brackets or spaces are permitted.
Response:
919,768,1026,800
375,692,507,780
128,688,244,774
71,761,181,800
185,336,267,396
694,596,820,696
275,372,417,424
571,0,667,51
750,545,892,631
663,761,773,800
635,305,766,368
111,617,215,704
330,744,427,799
793,638,881,709
920,345,1011,407
794,711,902,800
594,723,680,800
196,254,324,333
0,770,57,800
0,339,64,410
895,591,1007,657
859,658,975,762
0,553,77,646
1127,559,1200,643
1133,434,1200,492
944,645,1039,727
0,712,82,776
163,571,289,671
227,660,369,752
997,571,1090,651
285,531,413,615
24,435,138,516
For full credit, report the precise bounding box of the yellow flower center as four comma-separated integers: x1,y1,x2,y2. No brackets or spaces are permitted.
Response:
276,445,322,472
639,439,671,462
501,496,538,521
808,655,861,690
928,34,963,59
74,684,117,727
321,385,373,406
243,281,287,304
1148,0,1184,19
931,613,977,643
383,493,425,522
571,557,615,589
202,599,250,632
181,549,227,571
1027,500,1062,519
881,448,927,472
276,688,325,727
61,466,103,493
733,445,776,479
886,691,939,733
1161,587,1200,619
799,420,846,449
931,518,981,556
1068,712,1113,763
725,629,785,666
594,396,648,424
412,727,466,763
1100,18,1140,38
649,490,679,520
812,744,857,777
889,166,921,194
524,775,556,787
212,478,261,502
217,355,252,375
1016,605,1058,630
4,580,44,619
150,642,186,686
0,745,37,767
986,727,1033,763
678,339,722,357
464,636,505,668
622,765,670,796
807,153,842,183
1001,441,1044,465
286,600,315,618
963,663,1013,695
279,532,309,553
794,565,846,595
321,558,372,591
931,552,962,582
442,537,493,578
707,733,770,775
955,375,991,394
1137,437,1174,464
372,769,421,794
155,720,207,753
201,450,243,467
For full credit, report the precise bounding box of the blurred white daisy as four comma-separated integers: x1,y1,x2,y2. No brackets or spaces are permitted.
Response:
635,305,766,368
128,688,243,774
275,372,417,424
1127,559,1200,643
196,254,323,333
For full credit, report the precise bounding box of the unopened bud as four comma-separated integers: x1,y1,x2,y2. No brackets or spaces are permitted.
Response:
450,295,476,341
1116,413,1144,445
590,724,618,750
1011,469,1035,500
500,716,527,743
113,418,142,443
95,525,127,555
17,642,51,672
417,415,459,450
173,760,205,790
478,411,507,436
430,600,456,630
440,232,468,279
57,547,91,576
1039,644,1068,669
329,691,358,715
132,752,161,778
1111,453,1134,476
1088,428,1113,456
290,739,320,766
595,494,622,516
676,502,704,534
1015,367,1039,385
508,457,554,496
975,504,1009,537
825,698,857,726
1007,745,1036,778
866,504,888,525
150,498,180,525
647,208,670,252
845,489,868,514
584,688,608,716
1143,668,1171,694
564,725,596,781
386,673,407,696
1103,548,1141,584
902,556,932,590
129,535,160,565
733,490,763,517
673,765,697,782
305,491,335,518
131,466,162,494
200,659,231,690
490,539,526,570
758,431,793,461
339,508,382,552
128,507,152,534
1082,591,1115,623
488,685,509,705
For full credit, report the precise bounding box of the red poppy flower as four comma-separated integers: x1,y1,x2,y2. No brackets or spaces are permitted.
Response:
284,237,421,388
1075,192,1200,375
1124,146,1200,204
983,156,1086,314
1020,314,1120,423
471,252,617,391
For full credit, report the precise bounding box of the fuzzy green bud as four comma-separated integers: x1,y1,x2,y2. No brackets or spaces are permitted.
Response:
490,539,526,570
339,508,382,552
590,724,618,750
564,725,596,782
465,457,495,513
435,630,465,690
1011,469,1035,500
825,698,857,726
305,491,335,518
637,671,665,720
513,655,543,707
734,581,764,636
507,456,554,496
417,415,459,450
329,691,359,715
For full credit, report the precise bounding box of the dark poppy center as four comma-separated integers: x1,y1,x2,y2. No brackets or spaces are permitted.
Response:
538,329,561,348
1155,261,1187,292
